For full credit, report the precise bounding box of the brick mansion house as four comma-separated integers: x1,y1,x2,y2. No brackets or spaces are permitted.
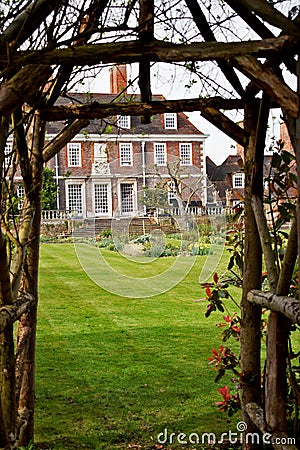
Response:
44,65,208,221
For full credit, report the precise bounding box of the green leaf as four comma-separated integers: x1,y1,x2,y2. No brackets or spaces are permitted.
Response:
281,150,295,164
271,152,282,169
215,369,225,383
228,255,235,270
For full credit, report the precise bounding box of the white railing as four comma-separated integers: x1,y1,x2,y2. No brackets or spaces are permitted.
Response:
205,206,226,215
41,206,229,222
41,210,69,221
166,206,204,216
164,206,226,216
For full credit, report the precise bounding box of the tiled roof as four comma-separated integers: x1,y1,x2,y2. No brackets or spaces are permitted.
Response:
208,155,243,182
46,92,204,136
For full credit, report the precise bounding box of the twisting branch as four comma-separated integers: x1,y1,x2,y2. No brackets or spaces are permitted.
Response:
251,195,278,291
277,218,298,296
10,201,35,296
232,55,299,118
0,294,35,333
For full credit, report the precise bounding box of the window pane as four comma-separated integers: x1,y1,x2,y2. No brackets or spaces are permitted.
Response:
120,143,132,166
16,185,24,210
154,143,166,165
164,113,177,129
121,183,134,213
94,184,109,214
68,184,82,214
68,143,81,166
233,173,244,188
180,143,192,165
5,143,12,168
117,115,130,129
168,181,176,204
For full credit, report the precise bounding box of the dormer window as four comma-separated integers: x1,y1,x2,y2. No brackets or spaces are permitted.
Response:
164,113,177,129
117,115,131,129
233,172,245,188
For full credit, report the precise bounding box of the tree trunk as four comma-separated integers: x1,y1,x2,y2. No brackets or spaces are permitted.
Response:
15,114,45,446
0,232,16,440
240,99,264,449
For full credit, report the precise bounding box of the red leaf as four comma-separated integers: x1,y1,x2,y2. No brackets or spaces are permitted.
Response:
213,273,219,284
206,287,212,298
223,315,231,323
217,385,231,402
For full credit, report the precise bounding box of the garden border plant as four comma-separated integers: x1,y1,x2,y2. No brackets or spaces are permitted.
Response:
203,143,300,441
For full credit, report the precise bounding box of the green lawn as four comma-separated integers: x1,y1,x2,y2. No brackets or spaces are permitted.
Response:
36,243,241,449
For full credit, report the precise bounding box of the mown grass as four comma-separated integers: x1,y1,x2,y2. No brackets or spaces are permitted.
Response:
36,243,241,450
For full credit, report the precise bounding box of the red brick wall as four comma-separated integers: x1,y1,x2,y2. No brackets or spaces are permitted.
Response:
54,135,204,215
58,141,93,177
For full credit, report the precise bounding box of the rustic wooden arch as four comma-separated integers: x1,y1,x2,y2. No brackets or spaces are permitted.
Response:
0,1,299,448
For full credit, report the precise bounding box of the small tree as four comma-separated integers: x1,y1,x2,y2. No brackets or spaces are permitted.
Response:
41,167,57,210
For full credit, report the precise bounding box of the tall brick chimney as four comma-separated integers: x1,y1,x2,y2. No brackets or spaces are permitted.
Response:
110,64,127,94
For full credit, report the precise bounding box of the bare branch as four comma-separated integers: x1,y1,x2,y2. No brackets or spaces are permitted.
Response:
39,97,248,144
251,195,278,291
3,35,298,67
232,55,299,117
185,0,245,97
0,65,52,117
200,106,247,146
0,0,62,53
226,0,300,37
247,290,300,324
277,219,298,296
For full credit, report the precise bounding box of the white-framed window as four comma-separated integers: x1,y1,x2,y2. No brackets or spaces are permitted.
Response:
120,183,134,214
67,183,83,216
94,183,110,215
180,143,192,166
4,142,12,168
119,143,133,166
167,181,176,205
117,115,131,129
16,184,25,211
67,143,81,167
154,143,167,166
164,113,177,129
233,173,245,188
